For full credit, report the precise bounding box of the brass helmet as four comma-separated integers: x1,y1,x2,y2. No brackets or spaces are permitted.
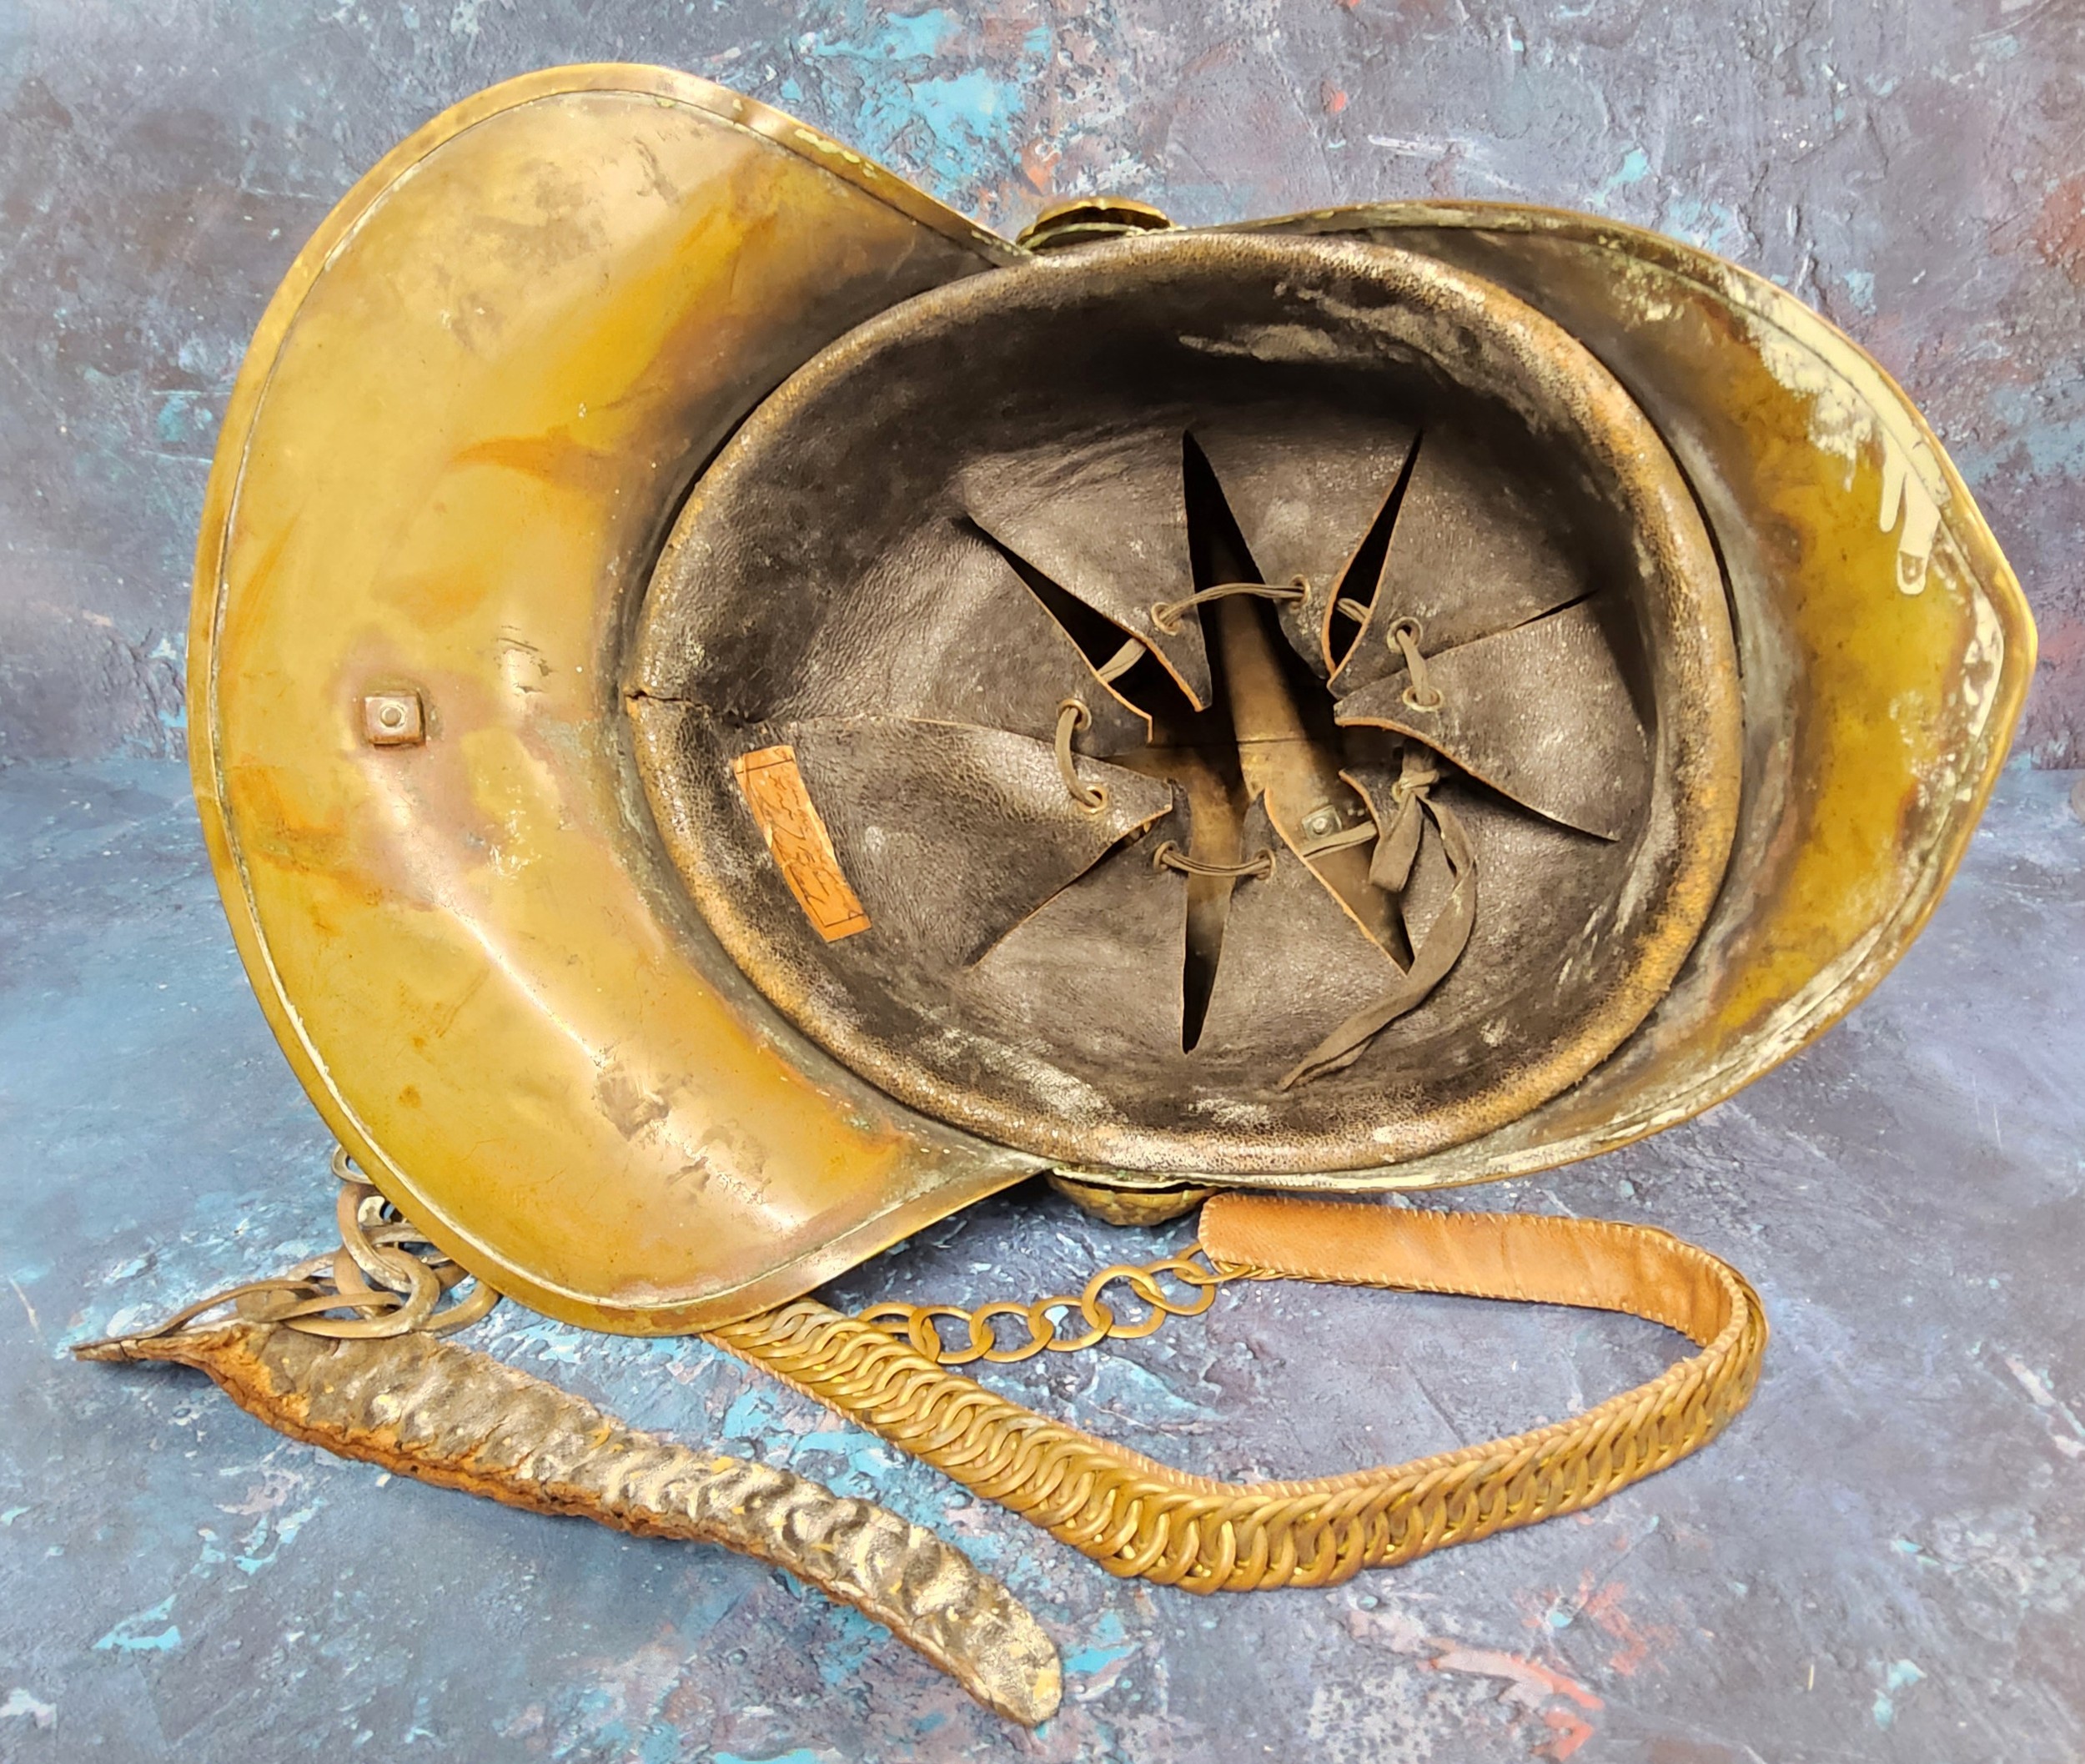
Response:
192,66,2032,1332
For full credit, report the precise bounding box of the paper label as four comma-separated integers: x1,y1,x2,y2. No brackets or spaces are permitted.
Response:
731,745,871,942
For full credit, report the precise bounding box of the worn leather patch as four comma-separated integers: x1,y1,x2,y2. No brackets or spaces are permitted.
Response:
731,745,871,942
781,716,1178,969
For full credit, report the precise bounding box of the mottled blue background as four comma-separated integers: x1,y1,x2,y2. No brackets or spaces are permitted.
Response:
3,5,2083,1762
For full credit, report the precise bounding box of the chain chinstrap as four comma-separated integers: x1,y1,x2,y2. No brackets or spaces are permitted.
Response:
89,1147,500,1349
716,1209,1768,1598
857,1244,1244,1366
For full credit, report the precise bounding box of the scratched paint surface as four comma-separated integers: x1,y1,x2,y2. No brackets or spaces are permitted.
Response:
3,3,2084,1760
4,756,2082,1759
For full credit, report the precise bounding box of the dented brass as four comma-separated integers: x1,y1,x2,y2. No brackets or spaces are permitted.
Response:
189,65,2033,1332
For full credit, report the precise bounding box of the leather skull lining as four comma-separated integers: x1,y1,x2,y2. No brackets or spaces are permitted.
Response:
626,232,1734,1175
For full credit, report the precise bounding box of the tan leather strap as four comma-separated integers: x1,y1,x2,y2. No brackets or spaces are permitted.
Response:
1282,761,1479,1089
709,1196,1766,1593
1201,1195,1741,1343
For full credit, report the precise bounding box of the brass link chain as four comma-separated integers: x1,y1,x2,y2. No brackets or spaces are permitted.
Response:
88,1147,500,1349
711,1214,1770,1597
857,1245,1243,1366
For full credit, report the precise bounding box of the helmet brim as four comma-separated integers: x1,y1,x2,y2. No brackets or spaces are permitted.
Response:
191,66,1036,1332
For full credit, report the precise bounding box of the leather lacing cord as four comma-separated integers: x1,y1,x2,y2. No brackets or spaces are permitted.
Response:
1059,577,1308,822
1055,698,1108,814
1150,840,1275,881
1388,616,1444,711
1093,638,1144,685
1053,624,1157,812
1149,577,1306,636
1059,608,1476,1087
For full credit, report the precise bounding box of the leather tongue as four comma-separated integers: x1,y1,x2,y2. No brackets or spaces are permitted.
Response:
1334,426,1590,697
962,431,1212,709
1191,408,1417,676
1189,798,1406,1068
1335,601,1647,842
784,716,1178,967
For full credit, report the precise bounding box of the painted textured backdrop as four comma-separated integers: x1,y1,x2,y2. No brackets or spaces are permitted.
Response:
0,0,2082,766
3,6,2084,1764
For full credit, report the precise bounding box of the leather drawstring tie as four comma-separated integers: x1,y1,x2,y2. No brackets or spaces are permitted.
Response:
1055,698,1109,813
1284,617,1475,1088
1371,748,1444,895
1150,840,1275,881
1149,577,1307,636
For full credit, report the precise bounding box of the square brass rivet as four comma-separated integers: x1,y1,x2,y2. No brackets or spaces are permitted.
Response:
362,690,425,746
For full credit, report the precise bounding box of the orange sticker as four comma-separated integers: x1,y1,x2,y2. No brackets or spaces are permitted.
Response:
731,745,871,942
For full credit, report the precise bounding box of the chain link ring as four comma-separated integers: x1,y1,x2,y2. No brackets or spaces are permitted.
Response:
858,1246,1237,1367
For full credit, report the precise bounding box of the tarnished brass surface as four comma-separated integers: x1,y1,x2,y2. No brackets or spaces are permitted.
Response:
1017,194,1178,253
189,67,1039,1333
1095,202,2033,1198
79,1320,1060,1725
1048,1170,1214,1226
